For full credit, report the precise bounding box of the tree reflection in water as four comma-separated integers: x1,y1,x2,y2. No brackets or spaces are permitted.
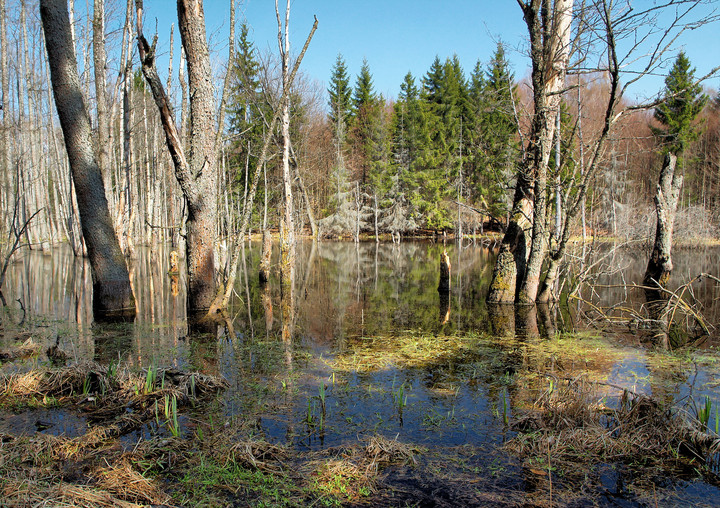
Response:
1,241,719,366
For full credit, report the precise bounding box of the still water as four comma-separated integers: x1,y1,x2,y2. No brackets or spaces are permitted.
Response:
2,240,720,504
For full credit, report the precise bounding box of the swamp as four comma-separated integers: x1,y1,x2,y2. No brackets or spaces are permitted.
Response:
2,0,720,506
1,240,720,507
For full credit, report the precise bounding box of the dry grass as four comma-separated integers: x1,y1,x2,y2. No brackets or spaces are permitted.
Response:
0,337,41,362
0,431,172,508
328,333,486,373
302,435,422,500
229,439,290,474
0,363,228,506
506,377,720,485
92,458,172,505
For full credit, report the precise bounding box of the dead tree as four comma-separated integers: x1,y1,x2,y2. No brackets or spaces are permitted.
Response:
644,154,681,296
438,249,451,293
277,0,295,289
40,0,135,318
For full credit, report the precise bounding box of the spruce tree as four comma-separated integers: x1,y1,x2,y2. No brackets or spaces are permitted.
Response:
328,53,352,133
470,44,519,223
226,23,265,200
652,51,708,157
383,71,422,237
350,58,381,188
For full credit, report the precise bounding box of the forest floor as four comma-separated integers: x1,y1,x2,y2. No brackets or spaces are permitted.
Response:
2,316,720,507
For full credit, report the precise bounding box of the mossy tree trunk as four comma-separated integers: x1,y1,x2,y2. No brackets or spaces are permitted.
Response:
644,153,681,299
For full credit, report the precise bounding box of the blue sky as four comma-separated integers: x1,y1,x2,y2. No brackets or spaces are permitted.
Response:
143,0,720,104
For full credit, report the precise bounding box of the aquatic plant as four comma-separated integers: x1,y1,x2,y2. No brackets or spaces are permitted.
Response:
144,365,157,394
502,390,509,426
698,396,712,431
164,394,180,438
318,381,327,414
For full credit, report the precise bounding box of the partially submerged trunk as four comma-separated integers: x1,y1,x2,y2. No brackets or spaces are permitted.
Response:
177,0,218,313
135,0,217,315
41,0,135,319
644,153,681,297
259,229,272,283
438,249,451,294
487,0,572,305
487,175,533,303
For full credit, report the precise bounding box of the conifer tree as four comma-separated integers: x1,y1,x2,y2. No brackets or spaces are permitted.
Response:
226,23,265,204
320,54,358,236
384,71,423,238
350,58,381,189
651,51,707,158
328,53,352,136
414,56,470,230
470,44,519,222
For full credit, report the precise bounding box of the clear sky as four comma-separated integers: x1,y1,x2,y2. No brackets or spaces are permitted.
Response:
143,0,720,104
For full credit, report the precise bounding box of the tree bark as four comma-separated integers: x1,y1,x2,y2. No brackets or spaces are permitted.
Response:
259,228,272,283
93,0,112,212
517,0,573,305
40,0,135,318
438,249,451,293
486,174,533,303
136,0,217,314
644,153,681,296
487,0,572,305
0,0,8,232
277,0,295,289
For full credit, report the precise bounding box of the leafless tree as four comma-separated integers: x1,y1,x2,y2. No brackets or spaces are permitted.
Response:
40,0,136,318
135,0,220,315
489,0,719,306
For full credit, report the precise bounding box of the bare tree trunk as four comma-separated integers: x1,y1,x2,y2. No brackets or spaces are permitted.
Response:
517,0,573,304
259,229,272,283
644,153,681,295
41,0,135,318
486,176,533,303
136,0,217,314
277,0,295,288
488,0,572,305
438,249,451,294
0,0,8,233
121,26,134,257
93,0,112,211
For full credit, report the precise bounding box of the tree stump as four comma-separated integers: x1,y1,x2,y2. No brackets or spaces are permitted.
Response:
438,250,451,294
259,229,272,284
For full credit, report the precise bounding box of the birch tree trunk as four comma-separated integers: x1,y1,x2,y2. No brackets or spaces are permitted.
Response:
41,0,135,318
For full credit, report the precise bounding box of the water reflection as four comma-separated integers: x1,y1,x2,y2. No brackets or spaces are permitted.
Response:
3,241,720,503
3,242,720,351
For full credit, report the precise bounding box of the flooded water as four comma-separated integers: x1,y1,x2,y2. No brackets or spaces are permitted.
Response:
2,240,720,505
